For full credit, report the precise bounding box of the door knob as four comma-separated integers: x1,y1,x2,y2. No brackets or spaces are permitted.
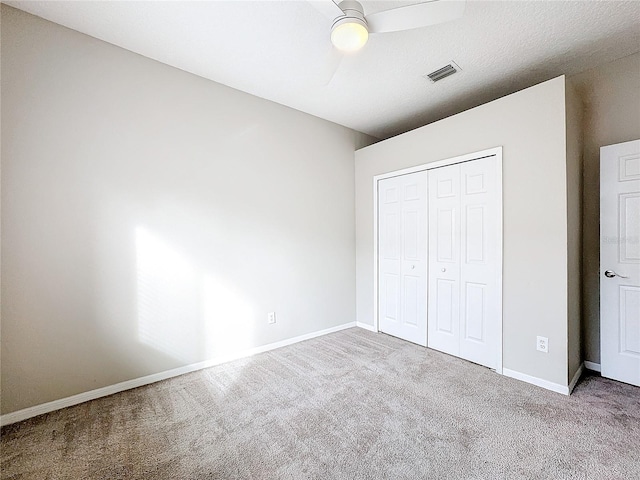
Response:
411,265,415,270
604,270,629,279
441,268,446,272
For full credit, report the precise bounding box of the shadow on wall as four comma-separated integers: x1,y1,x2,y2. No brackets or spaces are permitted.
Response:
135,226,255,363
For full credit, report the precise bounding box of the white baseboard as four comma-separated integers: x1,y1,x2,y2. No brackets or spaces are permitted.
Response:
502,368,570,395
584,361,601,372
568,363,585,394
0,322,356,427
355,322,377,333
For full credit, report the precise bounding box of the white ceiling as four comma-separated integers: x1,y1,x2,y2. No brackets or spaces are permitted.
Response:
5,0,640,139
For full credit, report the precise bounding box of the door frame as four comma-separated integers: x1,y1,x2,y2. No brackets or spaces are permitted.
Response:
373,146,504,374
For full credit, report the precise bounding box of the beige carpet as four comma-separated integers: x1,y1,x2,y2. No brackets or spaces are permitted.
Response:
2,328,639,479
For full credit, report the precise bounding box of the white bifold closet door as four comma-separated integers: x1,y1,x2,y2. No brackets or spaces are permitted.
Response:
427,157,500,369
378,171,428,346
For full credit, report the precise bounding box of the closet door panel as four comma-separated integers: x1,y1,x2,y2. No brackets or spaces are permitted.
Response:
427,157,500,370
428,165,461,356
459,157,499,369
379,171,427,346
379,179,402,337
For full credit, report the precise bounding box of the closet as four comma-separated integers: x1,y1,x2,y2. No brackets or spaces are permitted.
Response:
378,152,501,369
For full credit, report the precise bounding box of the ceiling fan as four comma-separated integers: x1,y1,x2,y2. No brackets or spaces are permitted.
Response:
312,0,466,53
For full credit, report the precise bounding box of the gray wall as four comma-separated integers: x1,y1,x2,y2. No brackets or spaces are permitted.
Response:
0,6,374,414
571,53,640,365
356,77,573,386
565,79,584,382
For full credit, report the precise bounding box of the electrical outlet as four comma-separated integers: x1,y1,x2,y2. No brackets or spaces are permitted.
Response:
537,336,549,353
268,312,276,324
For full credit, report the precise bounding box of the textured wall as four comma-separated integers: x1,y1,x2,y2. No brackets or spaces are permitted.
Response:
571,53,640,365
1,6,373,414
565,78,584,382
356,77,572,386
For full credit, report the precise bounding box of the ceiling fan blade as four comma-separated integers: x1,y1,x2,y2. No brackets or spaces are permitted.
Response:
366,0,466,34
307,0,345,20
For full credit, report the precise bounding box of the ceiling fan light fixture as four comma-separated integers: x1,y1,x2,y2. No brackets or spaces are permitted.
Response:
331,1,369,52
331,18,368,52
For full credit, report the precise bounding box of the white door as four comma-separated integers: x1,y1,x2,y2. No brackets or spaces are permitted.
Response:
378,171,427,346
427,157,501,369
426,163,461,355
601,139,640,387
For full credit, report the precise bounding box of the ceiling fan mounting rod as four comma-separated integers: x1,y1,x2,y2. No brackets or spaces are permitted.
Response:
333,0,367,28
